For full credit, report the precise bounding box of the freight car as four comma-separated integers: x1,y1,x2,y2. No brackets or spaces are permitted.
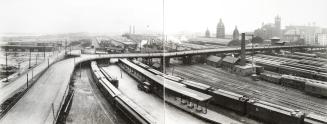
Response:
280,75,307,90
209,89,248,115
315,72,327,81
260,72,282,84
304,80,327,97
246,99,304,124
304,113,327,124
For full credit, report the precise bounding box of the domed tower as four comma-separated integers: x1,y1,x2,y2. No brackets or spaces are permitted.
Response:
233,26,239,40
205,28,210,38
216,18,225,38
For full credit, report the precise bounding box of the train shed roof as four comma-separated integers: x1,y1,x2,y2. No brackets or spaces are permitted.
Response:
206,55,222,63
120,59,212,102
222,56,239,64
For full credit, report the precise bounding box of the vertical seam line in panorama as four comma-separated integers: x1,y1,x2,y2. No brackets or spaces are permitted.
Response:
162,0,166,123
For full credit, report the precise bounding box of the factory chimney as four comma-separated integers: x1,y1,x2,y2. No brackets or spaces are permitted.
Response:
240,33,246,66
129,25,132,34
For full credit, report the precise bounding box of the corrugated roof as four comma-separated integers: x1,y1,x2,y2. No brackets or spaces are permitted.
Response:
206,55,222,62
222,56,239,64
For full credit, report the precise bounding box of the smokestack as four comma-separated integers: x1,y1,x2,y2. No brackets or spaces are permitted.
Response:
133,26,135,34
240,33,246,66
129,25,131,34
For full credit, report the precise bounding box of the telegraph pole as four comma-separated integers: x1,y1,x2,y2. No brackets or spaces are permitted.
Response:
29,48,31,69
43,46,46,59
35,53,38,65
5,51,8,82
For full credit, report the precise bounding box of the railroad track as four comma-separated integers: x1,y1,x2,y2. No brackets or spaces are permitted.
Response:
170,65,327,116
193,65,327,108
189,66,327,115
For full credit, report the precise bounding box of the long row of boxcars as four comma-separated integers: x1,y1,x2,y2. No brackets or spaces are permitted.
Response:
260,72,327,97
130,59,327,124
90,61,156,124
250,56,327,82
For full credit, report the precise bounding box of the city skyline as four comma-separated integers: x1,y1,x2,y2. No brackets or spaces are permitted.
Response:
0,0,327,35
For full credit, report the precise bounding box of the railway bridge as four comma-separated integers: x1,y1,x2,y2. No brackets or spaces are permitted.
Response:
92,45,327,68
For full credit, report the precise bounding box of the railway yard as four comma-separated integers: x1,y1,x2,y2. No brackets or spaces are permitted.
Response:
1,47,327,124
81,51,327,124
167,64,327,116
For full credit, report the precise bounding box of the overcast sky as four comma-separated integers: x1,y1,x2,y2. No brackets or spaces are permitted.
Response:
0,0,326,35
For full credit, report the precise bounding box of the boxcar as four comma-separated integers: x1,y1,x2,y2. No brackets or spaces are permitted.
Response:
246,99,304,124
209,89,248,115
304,81,327,97
280,75,306,90
304,113,327,124
260,72,281,84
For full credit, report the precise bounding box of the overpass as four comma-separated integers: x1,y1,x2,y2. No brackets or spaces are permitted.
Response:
88,45,325,58
0,45,326,124
0,45,54,52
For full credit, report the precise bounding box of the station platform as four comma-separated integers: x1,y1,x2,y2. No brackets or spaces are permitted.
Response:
102,65,208,124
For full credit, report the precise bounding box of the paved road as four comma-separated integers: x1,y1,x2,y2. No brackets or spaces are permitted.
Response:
0,58,75,124
0,51,65,105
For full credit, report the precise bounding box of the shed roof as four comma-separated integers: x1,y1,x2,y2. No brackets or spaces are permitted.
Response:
152,63,161,68
222,56,239,64
207,55,222,62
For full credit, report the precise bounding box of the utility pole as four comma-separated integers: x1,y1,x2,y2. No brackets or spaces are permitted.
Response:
35,53,38,65
26,73,29,88
43,46,45,59
120,70,122,78
65,40,67,55
5,51,8,82
29,48,31,69
80,63,82,77
171,65,175,76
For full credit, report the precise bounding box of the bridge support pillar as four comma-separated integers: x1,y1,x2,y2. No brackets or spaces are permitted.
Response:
165,57,170,67
142,58,152,65
275,49,281,54
160,57,170,69
182,55,192,65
